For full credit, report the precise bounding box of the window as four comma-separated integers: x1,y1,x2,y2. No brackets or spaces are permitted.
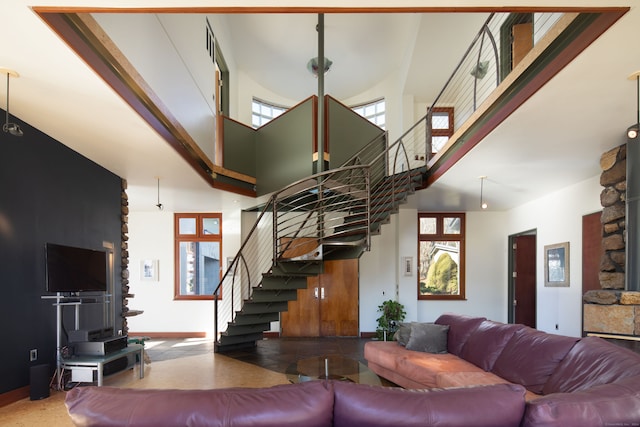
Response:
352,98,386,129
418,212,465,300
252,98,288,128
430,107,454,154
174,213,222,300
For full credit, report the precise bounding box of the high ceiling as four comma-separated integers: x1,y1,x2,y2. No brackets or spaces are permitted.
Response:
1,2,639,214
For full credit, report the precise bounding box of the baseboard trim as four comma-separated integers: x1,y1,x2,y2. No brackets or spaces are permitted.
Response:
128,332,208,339
263,332,280,338
0,386,29,408
360,332,376,338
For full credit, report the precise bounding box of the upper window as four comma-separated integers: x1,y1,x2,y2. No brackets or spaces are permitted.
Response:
418,212,466,300
174,213,222,300
430,107,454,154
352,98,386,129
252,98,288,128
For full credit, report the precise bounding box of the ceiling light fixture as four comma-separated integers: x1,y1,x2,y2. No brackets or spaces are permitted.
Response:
155,177,163,211
1,67,23,137
307,57,332,77
479,176,488,210
628,70,640,140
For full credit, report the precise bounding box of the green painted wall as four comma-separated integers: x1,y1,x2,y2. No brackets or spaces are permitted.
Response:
222,118,257,177
327,97,385,168
255,98,315,196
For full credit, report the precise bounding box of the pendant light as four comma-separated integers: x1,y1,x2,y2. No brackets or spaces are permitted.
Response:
1,67,23,137
155,177,163,211
479,176,488,210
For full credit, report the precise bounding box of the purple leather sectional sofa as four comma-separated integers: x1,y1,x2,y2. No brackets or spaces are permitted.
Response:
64,312,640,426
364,313,640,426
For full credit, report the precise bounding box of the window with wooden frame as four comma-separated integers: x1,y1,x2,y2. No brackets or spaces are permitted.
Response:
174,213,222,300
430,107,454,154
418,212,466,300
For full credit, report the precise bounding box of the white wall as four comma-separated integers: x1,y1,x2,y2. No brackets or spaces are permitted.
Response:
127,206,244,335
505,175,602,337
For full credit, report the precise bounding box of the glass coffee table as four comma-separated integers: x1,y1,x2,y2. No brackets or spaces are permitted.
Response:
286,355,382,386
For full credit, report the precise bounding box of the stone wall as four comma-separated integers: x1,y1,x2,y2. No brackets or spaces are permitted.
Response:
583,144,640,336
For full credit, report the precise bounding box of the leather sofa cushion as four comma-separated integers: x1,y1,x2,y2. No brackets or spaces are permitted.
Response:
542,336,640,394
460,320,523,371
65,381,334,427
333,381,527,427
491,327,578,394
435,313,486,356
522,376,640,427
396,349,484,388
364,341,411,371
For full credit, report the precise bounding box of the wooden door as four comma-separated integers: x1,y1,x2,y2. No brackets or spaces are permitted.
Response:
320,259,359,336
281,259,359,337
512,22,533,69
582,211,603,293
514,234,536,327
281,279,320,337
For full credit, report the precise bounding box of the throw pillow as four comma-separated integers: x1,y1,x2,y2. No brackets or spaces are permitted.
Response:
393,322,412,346
406,322,449,353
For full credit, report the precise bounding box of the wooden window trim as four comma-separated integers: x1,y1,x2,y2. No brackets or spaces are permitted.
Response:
174,213,223,301
431,107,454,137
418,212,466,301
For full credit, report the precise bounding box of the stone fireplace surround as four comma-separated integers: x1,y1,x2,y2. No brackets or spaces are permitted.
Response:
583,144,640,344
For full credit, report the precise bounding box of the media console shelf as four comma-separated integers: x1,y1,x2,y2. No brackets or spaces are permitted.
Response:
61,343,144,386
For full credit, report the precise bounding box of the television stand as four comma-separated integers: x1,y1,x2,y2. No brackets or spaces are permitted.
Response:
61,343,144,386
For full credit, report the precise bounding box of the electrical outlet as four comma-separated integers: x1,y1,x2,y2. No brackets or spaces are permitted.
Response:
29,349,37,362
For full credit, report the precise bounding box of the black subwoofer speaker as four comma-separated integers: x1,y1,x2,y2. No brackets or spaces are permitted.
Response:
30,364,50,400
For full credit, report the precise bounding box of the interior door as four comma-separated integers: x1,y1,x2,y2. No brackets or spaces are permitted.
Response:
281,278,320,337
320,259,359,336
582,211,603,293
281,259,359,337
513,234,536,327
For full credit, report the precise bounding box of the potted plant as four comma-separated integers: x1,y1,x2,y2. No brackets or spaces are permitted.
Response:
375,299,406,341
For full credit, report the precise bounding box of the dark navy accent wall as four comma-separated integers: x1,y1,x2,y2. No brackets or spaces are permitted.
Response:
0,110,122,394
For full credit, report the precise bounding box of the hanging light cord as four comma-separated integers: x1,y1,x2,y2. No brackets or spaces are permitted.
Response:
156,178,163,210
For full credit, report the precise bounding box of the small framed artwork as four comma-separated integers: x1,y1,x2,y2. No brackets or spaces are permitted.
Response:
544,242,569,287
402,256,413,276
141,259,158,281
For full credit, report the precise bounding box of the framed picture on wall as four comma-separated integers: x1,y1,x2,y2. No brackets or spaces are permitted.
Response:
141,259,158,281
544,242,569,287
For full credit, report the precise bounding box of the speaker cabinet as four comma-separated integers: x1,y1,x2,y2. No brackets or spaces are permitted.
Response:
30,364,50,400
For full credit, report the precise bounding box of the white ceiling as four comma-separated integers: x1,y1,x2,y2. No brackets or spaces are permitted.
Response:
1,2,639,215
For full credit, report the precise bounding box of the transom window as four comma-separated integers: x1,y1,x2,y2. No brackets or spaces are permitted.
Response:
430,107,454,154
418,212,466,300
252,98,288,128
352,98,386,129
174,213,222,300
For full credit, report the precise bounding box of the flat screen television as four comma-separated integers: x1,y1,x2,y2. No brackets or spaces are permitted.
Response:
45,243,108,293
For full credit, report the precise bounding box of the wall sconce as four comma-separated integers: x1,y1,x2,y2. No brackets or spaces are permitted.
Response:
1,67,23,137
479,176,488,210
155,177,163,211
628,70,640,140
